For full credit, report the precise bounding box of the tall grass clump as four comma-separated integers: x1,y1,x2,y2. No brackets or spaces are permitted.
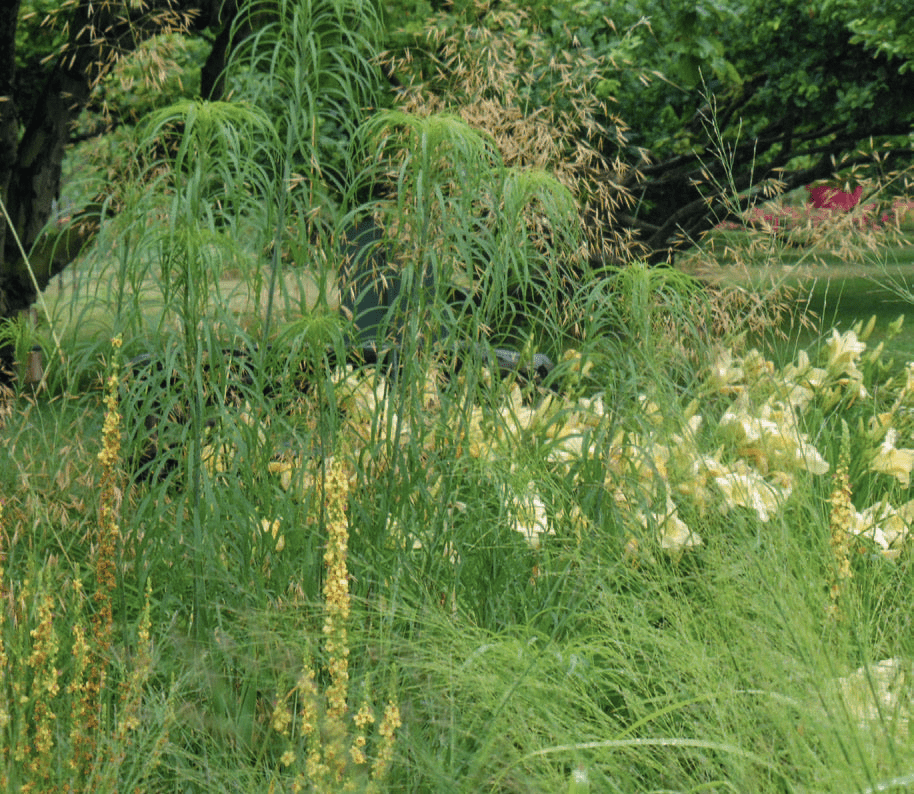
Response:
382,0,640,267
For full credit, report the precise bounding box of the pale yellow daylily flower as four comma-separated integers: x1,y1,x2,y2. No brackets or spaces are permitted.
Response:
674,452,723,515
778,350,828,410
720,400,828,475
257,518,285,552
851,500,908,560
547,433,590,464
655,494,702,552
825,329,866,377
742,349,775,385
512,489,554,549
707,348,744,394
836,659,911,737
630,493,701,553
867,412,896,441
638,394,664,426
706,459,792,522
871,428,914,487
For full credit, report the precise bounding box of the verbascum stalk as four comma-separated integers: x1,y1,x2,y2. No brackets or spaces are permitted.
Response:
321,456,352,781
285,453,399,791
86,336,124,771
828,420,854,620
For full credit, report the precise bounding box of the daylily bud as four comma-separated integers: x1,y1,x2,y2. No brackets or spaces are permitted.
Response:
859,314,877,342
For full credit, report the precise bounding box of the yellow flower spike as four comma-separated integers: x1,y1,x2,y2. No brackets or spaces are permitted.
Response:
888,314,905,337
828,420,854,619
902,363,914,402
863,341,884,365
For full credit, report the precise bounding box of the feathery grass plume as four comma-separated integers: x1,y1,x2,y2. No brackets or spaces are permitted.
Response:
382,0,637,266
828,420,854,621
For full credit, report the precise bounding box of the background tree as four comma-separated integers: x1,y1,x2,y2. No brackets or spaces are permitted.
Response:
385,0,914,264
0,0,230,319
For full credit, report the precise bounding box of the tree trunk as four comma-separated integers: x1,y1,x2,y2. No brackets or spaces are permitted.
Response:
0,0,216,324
0,0,22,318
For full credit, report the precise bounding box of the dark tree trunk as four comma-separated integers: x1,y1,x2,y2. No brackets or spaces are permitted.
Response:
0,0,22,317
200,1,241,100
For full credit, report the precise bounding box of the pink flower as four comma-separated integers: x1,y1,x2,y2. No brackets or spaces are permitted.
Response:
805,184,863,211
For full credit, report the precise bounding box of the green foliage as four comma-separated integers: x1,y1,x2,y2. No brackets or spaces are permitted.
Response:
10,0,914,789
226,0,385,205
821,0,914,73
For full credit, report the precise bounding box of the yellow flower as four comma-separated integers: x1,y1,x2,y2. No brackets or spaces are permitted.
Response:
257,518,284,552
836,659,911,737
707,459,792,522
654,494,701,552
512,489,554,549
825,329,866,377
630,494,702,554
778,350,828,409
707,349,744,394
742,349,775,385
720,400,828,475
901,362,914,403
871,428,914,487
637,394,664,425
852,500,908,559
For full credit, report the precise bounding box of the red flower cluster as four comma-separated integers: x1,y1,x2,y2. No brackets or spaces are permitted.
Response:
715,185,914,235
805,184,863,211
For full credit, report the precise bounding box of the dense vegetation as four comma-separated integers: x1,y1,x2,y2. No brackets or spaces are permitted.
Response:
2,0,914,791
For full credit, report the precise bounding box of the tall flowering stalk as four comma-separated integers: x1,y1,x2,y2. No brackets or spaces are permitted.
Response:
322,457,351,722
82,336,124,771
284,454,400,791
321,455,352,781
828,421,854,620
